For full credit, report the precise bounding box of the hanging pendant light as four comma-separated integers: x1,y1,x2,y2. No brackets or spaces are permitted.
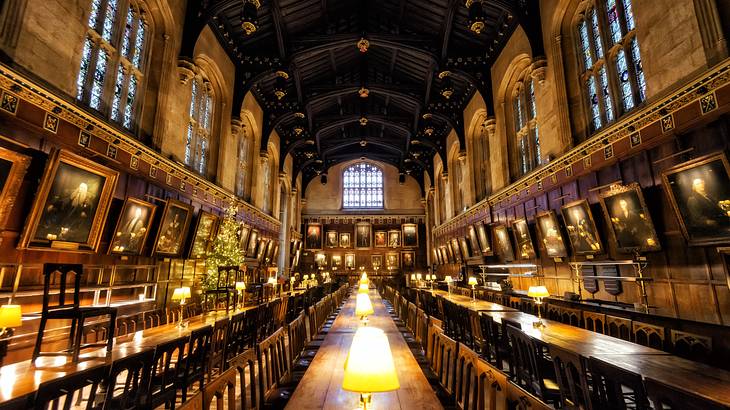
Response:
241,0,260,35
274,71,289,100
466,0,486,35
439,72,454,99
358,87,370,98
357,38,370,53
293,112,305,136
359,116,368,126
422,113,435,136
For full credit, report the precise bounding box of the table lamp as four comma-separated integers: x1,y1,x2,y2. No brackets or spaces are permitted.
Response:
0,304,20,367
528,285,550,328
358,283,369,294
343,327,400,409
171,287,191,327
445,276,453,296
410,273,416,286
468,276,478,302
235,281,246,309
416,273,422,281
360,273,368,285
355,293,374,325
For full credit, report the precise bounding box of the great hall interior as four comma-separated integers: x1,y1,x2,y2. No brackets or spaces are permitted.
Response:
0,0,728,409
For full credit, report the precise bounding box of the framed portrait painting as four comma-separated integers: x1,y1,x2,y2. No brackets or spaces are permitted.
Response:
371,254,383,269
458,236,472,259
475,222,491,254
239,224,251,251
450,238,463,263
561,199,604,255
355,222,372,249
600,183,661,252
20,149,118,252
331,254,342,267
246,229,259,257
493,225,515,262
374,230,387,248
386,252,399,269
188,211,219,259
467,225,480,256
661,153,730,245
0,146,30,230
153,199,194,257
402,223,418,247
265,239,276,262
445,243,455,263
535,211,568,258
109,197,156,255
401,251,415,269
511,218,537,260
256,238,268,262
325,230,338,248
345,253,356,269
388,230,401,247
339,232,352,248
305,223,322,250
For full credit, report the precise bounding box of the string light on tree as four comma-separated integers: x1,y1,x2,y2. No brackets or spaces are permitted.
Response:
204,202,245,290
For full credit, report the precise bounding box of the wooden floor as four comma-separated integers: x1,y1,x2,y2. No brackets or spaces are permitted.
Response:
285,289,443,410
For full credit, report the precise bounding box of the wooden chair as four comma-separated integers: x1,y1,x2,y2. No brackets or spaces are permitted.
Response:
455,343,479,410
207,317,229,380
33,363,109,410
204,367,238,410
670,329,713,363
507,381,553,410
144,308,167,329
104,348,155,410
505,325,560,405
508,296,522,310
204,266,236,312
435,330,459,397
180,325,213,402
631,321,666,350
149,336,188,409
32,264,117,363
415,308,429,348
288,312,310,372
475,356,509,410
548,344,590,410
427,320,443,367
605,316,631,341
407,302,418,334
583,311,606,334
228,349,260,410
559,306,582,327
644,376,727,410
257,327,292,407
586,356,650,410
225,311,247,365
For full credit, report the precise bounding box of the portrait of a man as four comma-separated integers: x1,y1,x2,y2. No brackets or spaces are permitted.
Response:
459,237,471,259
305,223,322,250
662,153,730,245
536,211,568,258
561,200,603,255
339,232,351,248
154,200,193,256
475,222,491,254
512,219,536,260
355,222,371,248
600,183,661,252
374,230,387,247
402,251,415,268
388,230,401,247
110,198,156,255
493,225,514,262
402,223,418,247
326,230,338,248
386,252,399,268
467,225,480,256
247,230,259,257
371,254,383,269
345,253,356,268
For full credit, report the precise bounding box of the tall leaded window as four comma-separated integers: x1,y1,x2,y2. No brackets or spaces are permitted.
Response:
77,0,147,130
342,163,384,209
576,0,645,133
236,128,250,198
185,77,213,174
512,74,541,177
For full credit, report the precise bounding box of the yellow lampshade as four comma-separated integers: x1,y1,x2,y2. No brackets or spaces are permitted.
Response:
468,277,478,286
445,276,453,283
528,285,550,298
410,273,416,280
171,287,191,301
267,277,277,285
416,273,422,281
235,281,246,291
355,293,375,317
343,327,400,393
358,283,369,294
303,275,309,281
0,305,22,328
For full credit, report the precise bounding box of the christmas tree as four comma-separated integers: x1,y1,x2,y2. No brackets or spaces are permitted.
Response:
203,203,245,290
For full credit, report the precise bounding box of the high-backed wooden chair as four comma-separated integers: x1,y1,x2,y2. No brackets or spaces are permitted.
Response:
33,264,117,363
148,336,188,409
208,317,230,380
180,325,213,402
455,343,479,410
507,381,553,410
670,329,713,364
33,363,109,410
583,311,606,334
104,348,155,410
586,356,649,410
435,330,459,398
257,327,292,407
644,377,727,410
288,312,310,372
203,266,236,312
475,355,509,410
548,344,590,410
605,316,631,341
505,325,560,405
631,321,666,350
225,311,247,365
229,349,260,410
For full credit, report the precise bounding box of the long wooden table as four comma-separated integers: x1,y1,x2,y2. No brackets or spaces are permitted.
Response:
285,289,443,410
427,289,518,312
420,287,730,406
0,303,259,409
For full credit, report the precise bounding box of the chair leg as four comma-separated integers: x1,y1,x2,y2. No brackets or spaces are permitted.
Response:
32,316,47,362
72,317,84,362
68,317,78,353
106,311,117,355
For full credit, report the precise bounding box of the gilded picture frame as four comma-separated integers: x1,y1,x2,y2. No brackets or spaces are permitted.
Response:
511,218,537,260
239,224,251,252
387,229,401,247
374,230,387,248
371,254,383,269
450,238,462,263
188,211,219,259
305,222,322,250
492,225,515,262
152,199,194,257
401,250,415,269
661,152,730,246
339,232,352,248
402,223,419,247
108,197,156,256
535,211,568,258
458,236,471,259
467,225,480,257
561,199,604,255
345,253,356,269
475,221,492,254
386,251,399,268
325,230,338,248
600,183,661,253
19,149,118,252
246,229,259,257
0,145,30,230
355,222,372,249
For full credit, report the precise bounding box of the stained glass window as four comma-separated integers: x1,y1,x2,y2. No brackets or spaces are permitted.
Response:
343,163,384,209
575,0,644,134
186,77,214,175
76,0,147,131
512,75,541,177
236,129,250,197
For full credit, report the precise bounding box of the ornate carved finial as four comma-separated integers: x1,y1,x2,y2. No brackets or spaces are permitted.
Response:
357,38,370,53
531,57,548,85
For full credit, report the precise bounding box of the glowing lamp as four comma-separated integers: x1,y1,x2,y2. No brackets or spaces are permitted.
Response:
235,281,246,291
355,293,374,324
343,327,400,409
528,286,550,327
0,305,22,329
358,283,369,294
171,287,191,302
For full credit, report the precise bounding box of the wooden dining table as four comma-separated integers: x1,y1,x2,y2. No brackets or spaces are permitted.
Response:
426,289,519,312
0,303,258,409
285,289,443,410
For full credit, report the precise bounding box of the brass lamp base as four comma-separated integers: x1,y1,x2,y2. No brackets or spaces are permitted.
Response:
358,392,372,410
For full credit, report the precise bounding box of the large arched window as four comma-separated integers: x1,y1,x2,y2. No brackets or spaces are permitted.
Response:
576,0,645,133
185,76,213,174
77,0,148,131
342,163,383,209
235,127,250,198
512,73,541,176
